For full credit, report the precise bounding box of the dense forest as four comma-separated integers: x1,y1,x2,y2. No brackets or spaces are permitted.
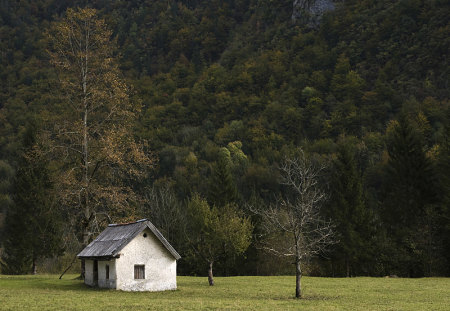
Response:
0,0,449,278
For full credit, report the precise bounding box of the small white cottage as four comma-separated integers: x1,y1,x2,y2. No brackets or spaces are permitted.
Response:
77,219,181,291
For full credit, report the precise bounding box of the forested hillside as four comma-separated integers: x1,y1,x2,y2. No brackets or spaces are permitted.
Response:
0,0,449,277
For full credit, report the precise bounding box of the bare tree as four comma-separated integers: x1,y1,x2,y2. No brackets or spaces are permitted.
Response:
144,181,186,247
252,149,336,298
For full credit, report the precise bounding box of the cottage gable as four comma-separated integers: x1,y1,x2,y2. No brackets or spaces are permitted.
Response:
77,219,180,291
77,219,180,260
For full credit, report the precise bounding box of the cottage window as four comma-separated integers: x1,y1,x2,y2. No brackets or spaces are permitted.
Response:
134,265,145,279
106,265,110,280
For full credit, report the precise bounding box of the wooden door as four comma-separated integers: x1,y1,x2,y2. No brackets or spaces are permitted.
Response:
93,260,98,286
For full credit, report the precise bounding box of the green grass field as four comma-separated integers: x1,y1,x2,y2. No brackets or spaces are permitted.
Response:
0,275,448,310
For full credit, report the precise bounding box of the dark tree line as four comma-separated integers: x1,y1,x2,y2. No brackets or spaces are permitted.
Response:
0,0,449,277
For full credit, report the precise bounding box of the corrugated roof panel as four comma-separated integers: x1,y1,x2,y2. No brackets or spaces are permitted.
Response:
77,219,180,260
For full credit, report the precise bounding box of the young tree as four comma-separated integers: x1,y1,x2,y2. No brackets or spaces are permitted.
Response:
46,8,154,276
186,194,252,286
1,123,63,274
252,150,336,298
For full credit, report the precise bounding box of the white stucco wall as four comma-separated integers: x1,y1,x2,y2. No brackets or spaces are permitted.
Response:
84,260,94,286
115,228,177,291
98,259,117,289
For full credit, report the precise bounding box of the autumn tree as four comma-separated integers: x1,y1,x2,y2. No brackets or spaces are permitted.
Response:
252,150,336,298
186,194,252,286
46,8,154,276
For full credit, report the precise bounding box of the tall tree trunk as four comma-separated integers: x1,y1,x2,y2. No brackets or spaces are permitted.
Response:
208,261,214,286
331,260,335,277
295,258,302,298
32,258,37,275
82,56,90,281
346,256,350,277
60,255,77,279
80,220,91,280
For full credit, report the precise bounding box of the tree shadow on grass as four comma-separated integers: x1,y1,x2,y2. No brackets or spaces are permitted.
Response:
0,276,90,291
301,294,341,301
270,294,340,301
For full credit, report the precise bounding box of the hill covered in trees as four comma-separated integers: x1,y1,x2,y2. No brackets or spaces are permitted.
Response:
0,0,449,277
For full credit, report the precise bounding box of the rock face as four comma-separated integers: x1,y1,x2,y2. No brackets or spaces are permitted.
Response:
292,0,336,28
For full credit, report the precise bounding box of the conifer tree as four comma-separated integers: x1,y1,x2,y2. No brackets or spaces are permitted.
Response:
1,123,63,274
384,115,436,276
328,139,371,276
0,160,14,248
385,115,435,224
209,148,238,207
437,109,450,275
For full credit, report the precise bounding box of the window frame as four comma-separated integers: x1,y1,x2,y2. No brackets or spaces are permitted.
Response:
134,265,145,279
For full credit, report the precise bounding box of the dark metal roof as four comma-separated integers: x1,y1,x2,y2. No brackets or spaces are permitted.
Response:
77,219,181,260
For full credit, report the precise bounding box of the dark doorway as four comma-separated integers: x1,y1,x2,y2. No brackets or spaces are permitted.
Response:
93,260,98,286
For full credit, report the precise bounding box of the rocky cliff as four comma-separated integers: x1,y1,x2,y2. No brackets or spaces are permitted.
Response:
292,0,337,28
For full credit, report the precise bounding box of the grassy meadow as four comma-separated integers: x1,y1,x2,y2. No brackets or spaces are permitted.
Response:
0,274,448,310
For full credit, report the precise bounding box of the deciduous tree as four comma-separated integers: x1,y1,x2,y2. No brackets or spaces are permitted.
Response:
46,8,154,276
186,194,252,286
252,149,336,298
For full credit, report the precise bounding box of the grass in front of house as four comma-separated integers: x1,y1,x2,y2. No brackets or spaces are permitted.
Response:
0,274,448,310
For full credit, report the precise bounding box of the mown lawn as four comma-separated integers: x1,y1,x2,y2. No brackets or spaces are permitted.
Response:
0,274,448,310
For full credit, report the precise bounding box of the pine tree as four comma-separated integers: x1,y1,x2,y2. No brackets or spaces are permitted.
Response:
0,160,14,248
209,148,238,207
1,209,31,274
328,140,371,276
385,115,435,224
383,115,437,276
437,109,450,275
1,123,63,274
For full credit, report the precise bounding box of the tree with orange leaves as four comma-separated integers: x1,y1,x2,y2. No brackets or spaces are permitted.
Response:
46,7,155,277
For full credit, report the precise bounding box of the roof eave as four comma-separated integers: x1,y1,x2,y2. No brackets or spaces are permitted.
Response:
77,254,120,260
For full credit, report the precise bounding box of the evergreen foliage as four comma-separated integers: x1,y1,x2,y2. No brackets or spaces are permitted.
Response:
383,115,438,276
385,115,435,225
1,123,63,274
209,148,239,207
0,0,448,276
328,138,372,276
436,109,450,274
